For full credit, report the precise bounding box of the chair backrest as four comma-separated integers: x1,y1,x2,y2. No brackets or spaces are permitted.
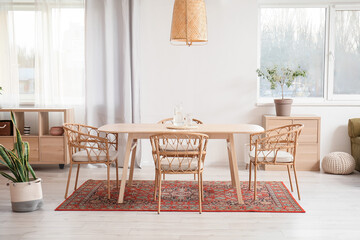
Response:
157,118,203,124
348,118,360,138
150,133,208,173
249,124,304,163
63,123,118,161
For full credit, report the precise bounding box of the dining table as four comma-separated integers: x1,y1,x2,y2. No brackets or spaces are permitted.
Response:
98,123,264,204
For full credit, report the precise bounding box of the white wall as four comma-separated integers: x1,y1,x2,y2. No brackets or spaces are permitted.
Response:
138,0,358,167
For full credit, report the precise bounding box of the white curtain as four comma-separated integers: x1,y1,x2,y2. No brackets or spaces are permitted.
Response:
0,0,85,122
34,0,85,108
85,0,141,167
0,2,19,106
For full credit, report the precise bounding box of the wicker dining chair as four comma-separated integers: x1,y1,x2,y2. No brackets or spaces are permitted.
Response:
63,123,119,199
157,117,203,181
248,124,304,200
150,133,208,214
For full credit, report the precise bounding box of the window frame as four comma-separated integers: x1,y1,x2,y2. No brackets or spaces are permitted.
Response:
257,4,360,106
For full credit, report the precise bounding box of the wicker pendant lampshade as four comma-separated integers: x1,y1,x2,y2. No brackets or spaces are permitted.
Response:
170,0,208,46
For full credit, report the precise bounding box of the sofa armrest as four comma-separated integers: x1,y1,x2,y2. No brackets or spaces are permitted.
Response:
348,118,360,138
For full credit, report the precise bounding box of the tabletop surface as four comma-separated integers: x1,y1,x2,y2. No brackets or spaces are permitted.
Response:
98,123,264,134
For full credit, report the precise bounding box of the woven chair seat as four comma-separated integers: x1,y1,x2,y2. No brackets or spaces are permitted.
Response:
158,157,202,171
72,150,119,162
249,150,293,163
160,144,198,151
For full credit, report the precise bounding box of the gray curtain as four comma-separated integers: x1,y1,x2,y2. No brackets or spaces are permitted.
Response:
85,0,141,167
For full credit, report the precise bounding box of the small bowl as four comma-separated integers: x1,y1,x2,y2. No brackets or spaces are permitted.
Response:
50,126,64,136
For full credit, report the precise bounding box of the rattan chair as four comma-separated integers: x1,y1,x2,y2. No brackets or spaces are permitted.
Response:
248,124,304,200
157,117,203,181
150,133,208,214
63,123,119,199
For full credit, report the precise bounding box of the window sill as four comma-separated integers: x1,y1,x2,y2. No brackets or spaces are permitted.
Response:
256,101,360,107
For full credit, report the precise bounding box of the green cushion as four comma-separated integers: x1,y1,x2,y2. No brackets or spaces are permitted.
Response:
351,137,360,144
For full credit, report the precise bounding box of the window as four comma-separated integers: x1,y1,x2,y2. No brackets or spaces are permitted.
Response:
13,11,36,103
0,1,84,106
331,9,360,98
259,5,360,103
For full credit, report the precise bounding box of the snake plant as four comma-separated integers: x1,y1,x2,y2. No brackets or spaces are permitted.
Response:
0,112,37,182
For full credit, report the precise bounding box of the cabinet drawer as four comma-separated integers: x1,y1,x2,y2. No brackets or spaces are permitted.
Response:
22,137,39,162
294,119,318,143
40,137,64,163
266,119,293,130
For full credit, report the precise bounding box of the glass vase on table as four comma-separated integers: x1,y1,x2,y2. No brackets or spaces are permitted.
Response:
173,104,184,126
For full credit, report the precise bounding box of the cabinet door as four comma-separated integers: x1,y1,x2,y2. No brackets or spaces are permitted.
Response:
295,144,319,171
40,137,64,163
294,119,318,143
0,137,14,149
22,137,39,162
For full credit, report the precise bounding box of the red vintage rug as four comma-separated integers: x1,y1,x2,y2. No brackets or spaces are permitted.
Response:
55,180,305,213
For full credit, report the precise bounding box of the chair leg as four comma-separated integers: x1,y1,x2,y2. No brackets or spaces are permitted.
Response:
293,165,301,200
107,163,111,199
65,163,73,199
74,164,80,190
194,173,196,180
198,172,202,214
287,165,294,192
163,173,165,180
158,172,162,214
154,170,158,201
200,172,204,201
248,161,252,190
115,159,119,189
254,163,257,201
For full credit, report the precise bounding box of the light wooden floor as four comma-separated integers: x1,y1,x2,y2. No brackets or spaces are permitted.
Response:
0,164,359,240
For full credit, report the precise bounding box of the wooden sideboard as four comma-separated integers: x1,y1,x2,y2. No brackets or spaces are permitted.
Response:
0,108,74,168
263,115,321,171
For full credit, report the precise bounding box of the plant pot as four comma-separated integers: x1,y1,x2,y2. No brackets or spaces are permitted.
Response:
7,178,43,212
274,99,293,116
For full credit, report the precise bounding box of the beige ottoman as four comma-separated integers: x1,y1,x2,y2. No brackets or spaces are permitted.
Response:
322,152,356,174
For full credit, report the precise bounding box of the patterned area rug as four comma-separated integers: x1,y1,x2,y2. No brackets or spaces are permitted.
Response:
55,180,305,213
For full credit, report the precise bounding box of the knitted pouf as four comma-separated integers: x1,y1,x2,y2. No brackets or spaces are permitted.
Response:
322,152,356,175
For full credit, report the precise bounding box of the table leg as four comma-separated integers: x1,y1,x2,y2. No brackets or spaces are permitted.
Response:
128,139,138,185
228,134,244,204
117,134,134,203
226,139,236,187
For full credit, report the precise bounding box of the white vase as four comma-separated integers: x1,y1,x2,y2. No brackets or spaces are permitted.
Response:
8,178,43,212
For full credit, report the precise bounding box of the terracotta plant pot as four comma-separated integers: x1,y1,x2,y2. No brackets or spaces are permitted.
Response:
50,126,64,136
274,99,293,116
7,178,43,212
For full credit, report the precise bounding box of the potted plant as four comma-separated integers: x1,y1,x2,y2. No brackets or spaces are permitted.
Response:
256,66,306,116
0,112,43,212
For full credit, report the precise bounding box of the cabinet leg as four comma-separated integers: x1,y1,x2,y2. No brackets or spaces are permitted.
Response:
59,164,65,169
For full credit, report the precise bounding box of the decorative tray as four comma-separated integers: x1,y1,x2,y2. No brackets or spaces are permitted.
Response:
166,125,199,130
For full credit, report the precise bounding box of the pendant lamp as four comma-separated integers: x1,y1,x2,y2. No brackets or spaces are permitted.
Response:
170,0,208,46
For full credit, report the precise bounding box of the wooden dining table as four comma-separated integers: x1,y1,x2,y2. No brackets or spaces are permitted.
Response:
98,123,264,204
